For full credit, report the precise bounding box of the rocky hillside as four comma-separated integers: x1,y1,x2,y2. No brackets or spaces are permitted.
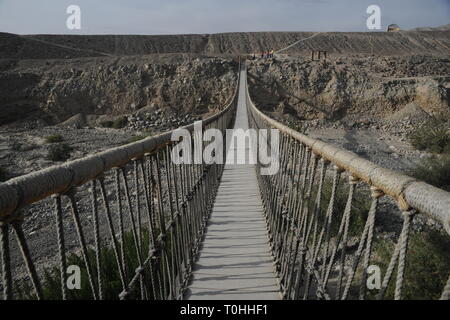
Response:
248,55,450,122
0,54,238,128
412,23,450,31
247,54,449,172
0,32,105,59
2,30,449,59
208,31,450,55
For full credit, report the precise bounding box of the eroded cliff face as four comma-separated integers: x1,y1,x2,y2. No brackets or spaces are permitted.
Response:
0,55,238,127
248,55,449,122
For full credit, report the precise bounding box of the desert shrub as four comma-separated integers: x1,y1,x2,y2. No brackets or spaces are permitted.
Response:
372,227,450,300
112,116,128,129
47,143,73,162
0,167,8,182
408,154,450,192
100,120,114,128
126,135,147,144
408,117,450,154
312,177,372,237
287,121,306,134
124,131,154,144
45,134,64,144
15,229,164,300
10,141,23,151
300,175,449,300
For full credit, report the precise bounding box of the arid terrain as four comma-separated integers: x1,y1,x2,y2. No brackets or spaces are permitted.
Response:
248,53,449,171
0,29,449,291
2,30,449,59
0,53,238,178
1,30,449,179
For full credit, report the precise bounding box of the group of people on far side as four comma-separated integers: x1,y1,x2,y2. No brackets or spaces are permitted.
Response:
262,50,274,59
251,49,274,60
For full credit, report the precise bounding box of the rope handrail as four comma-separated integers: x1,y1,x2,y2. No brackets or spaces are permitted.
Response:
0,63,241,221
0,59,447,301
245,65,450,300
244,69,450,235
0,60,241,301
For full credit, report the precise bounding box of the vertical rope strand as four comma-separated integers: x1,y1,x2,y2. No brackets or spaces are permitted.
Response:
90,180,103,300
53,195,68,300
394,210,414,300
0,224,12,300
67,191,98,300
12,222,44,300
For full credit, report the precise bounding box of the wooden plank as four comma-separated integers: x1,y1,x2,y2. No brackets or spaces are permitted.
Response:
186,70,280,300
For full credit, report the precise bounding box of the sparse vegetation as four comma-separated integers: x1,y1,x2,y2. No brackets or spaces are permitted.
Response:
125,135,147,144
310,176,449,300
100,120,114,128
1,32,449,302
372,227,450,300
125,131,154,144
0,167,8,182
408,116,450,154
312,177,372,237
408,154,450,192
99,117,128,129
112,116,128,129
15,229,163,300
287,120,306,134
10,141,23,151
47,143,73,162
45,134,64,144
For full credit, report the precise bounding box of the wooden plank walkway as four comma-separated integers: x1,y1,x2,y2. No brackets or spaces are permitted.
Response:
186,70,280,300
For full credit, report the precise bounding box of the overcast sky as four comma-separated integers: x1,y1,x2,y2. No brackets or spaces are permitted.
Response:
0,0,449,35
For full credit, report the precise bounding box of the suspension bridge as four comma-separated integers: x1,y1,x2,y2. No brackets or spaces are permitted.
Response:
0,62,449,300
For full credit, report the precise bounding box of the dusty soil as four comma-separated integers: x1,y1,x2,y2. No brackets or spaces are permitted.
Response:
0,127,134,178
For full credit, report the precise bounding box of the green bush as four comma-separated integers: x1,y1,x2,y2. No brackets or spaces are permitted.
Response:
311,177,372,237
15,229,166,300
288,121,306,134
372,227,450,300
47,143,73,162
125,131,154,144
100,120,114,128
10,141,23,151
45,134,64,144
112,116,128,129
100,117,128,129
126,135,147,144
0,167,7,182
408,154,450,192
408,117,450,154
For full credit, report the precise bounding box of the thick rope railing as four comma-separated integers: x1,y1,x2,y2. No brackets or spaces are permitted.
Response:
0,62,240,300
245,65,450,300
